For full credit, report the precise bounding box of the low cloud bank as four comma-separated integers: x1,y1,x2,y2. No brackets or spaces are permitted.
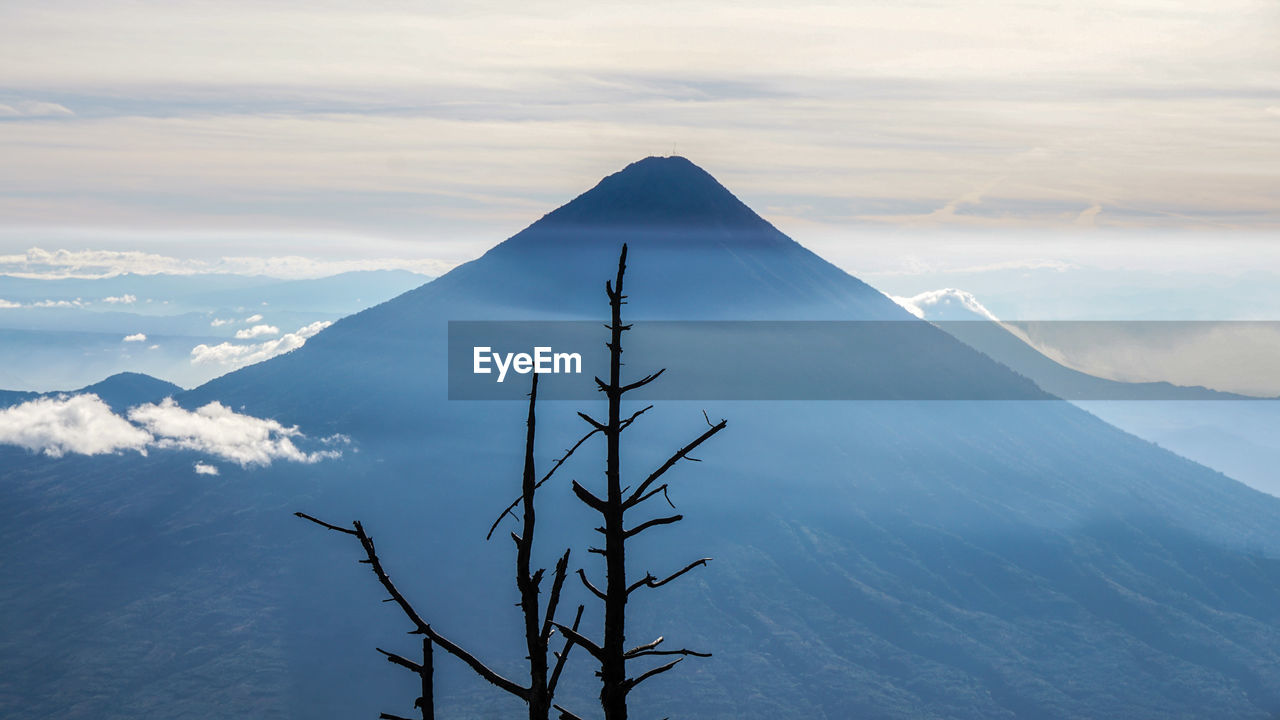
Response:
129,399,340,466
191,320,331,367
0,394,151,458
0,394,343,466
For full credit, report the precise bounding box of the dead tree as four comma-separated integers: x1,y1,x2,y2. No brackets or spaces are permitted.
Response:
297,372,583,720
551,244,728,720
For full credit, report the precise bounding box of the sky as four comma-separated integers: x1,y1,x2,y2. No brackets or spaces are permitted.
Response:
0,0,1277,286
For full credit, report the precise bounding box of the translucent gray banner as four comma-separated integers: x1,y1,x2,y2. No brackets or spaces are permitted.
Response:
447,321,1280,401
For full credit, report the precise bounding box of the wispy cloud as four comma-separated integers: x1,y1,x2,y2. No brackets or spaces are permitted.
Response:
0,100,73,118
193,461,219,475
0,0,1275,252
0,247,449,280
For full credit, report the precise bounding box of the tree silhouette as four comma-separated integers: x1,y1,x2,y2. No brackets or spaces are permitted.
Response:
297,371,582,720
299,244,724,720
550,244,728,720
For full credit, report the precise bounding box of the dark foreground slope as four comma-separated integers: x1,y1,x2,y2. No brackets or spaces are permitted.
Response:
5,158,1280,720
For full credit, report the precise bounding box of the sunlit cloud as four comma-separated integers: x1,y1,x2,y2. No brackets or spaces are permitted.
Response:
235,324,279,339
190,320,331,367
128,398,340,466
0,394,151,458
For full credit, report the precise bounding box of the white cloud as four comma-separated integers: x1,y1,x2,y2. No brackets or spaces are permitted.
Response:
244,313,263,323
128,398,339,466
210,317,232,327
891,288,1001,322
235,324,279,339
0,393,345,465
0,299,18,309
0,394,150,458
0,100,73,118
123,333,147,342
102,294,137,304
190,320,330,367
30,299,85,308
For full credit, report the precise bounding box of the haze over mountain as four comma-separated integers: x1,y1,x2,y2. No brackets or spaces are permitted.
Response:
5,158,1280,719
899,287,1280,498
0,269,430,390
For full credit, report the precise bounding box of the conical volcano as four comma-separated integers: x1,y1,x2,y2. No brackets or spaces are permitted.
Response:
186,156,983,423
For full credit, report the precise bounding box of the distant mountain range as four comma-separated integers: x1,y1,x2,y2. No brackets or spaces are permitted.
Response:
898,287,1280,497
0,269,431,390
5,157,1280,719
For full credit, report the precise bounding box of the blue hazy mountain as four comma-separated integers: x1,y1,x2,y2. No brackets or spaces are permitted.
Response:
0,371,182,412
6,157,1280,719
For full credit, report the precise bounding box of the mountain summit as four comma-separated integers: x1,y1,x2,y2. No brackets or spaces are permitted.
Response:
530,156,780,235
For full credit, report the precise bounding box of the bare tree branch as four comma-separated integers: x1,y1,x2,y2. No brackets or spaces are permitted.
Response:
624,636,664,657
378,647,424,673
555,704,589,720
577,568,607,601
620,369,665,394
552,621,605,661
628,649,711,659
295,511,357,535
578,410,607,432
296,514,529,701
627,558,711,595
571,480,607,512
622,420,727,510
624,514,683,539
623,658,684,694
487,425,603,540
548,604,584,697
541,549,571,642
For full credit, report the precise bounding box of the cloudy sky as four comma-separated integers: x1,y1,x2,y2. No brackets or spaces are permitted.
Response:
1,0,1277,281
